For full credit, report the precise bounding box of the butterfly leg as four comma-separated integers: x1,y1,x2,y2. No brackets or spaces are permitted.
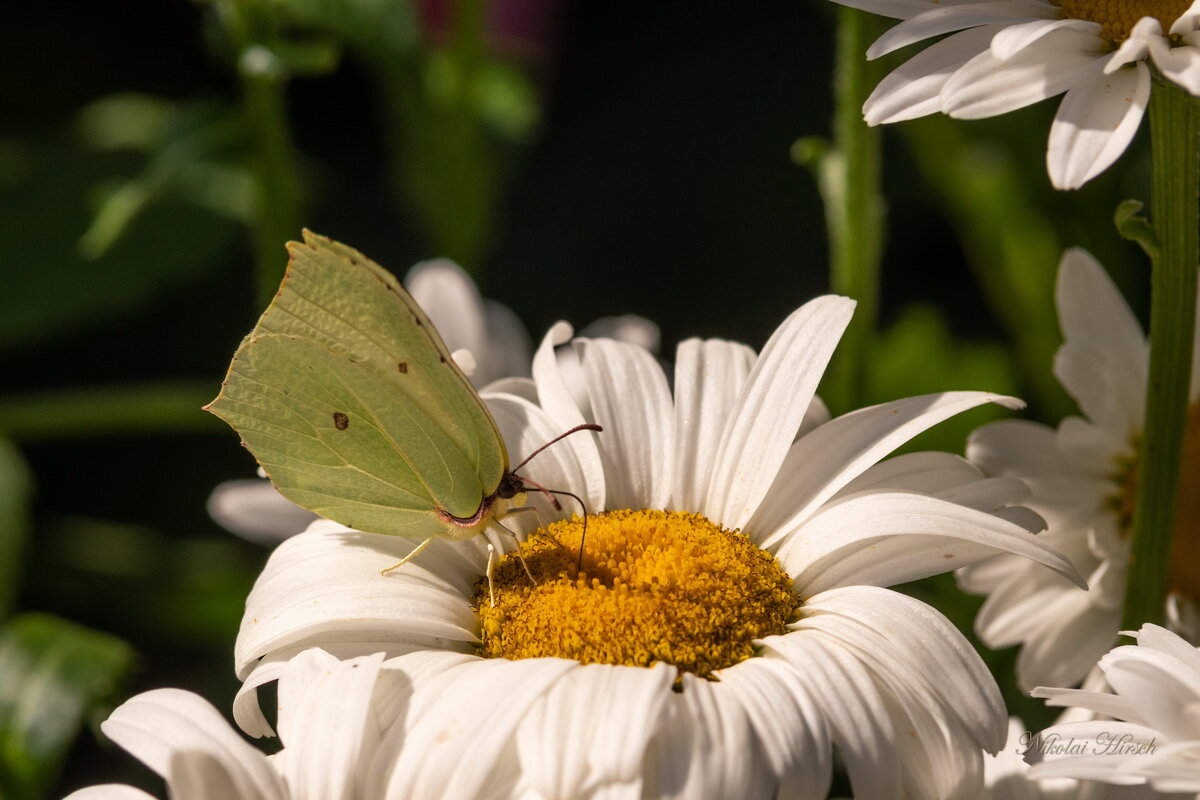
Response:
493,519,538,587
485,542,497,608
379,535,437,576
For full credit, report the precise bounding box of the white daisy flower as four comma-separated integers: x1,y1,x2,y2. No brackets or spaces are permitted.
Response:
207,257,659,544
959,247,1200,692
230,294,1083,799
832,0,1200,188
64,648,406,800
1026,624,1200,796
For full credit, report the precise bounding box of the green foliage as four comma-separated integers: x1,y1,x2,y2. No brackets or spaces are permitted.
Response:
863,305,1020,455
0,614,134,800
0,443,30,622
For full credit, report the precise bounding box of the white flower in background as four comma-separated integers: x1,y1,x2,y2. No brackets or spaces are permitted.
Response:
982,717,1176,799
207,257,659,545
231,295,1083,800
64,648,404,800
830,0,1200,188
959,247,1200,691
1026,624,1200,796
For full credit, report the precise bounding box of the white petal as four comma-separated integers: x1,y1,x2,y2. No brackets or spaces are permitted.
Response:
991,17,1099,60
1056,416,1129,475
1152,41,1200,94
481,299,533,384
235,524,482,681
532,322,607,509
63,787,159,800
777,491,1082,595
753,392,1023,550
1048,64,1150,189
207,479,319,545
865,26,1000,124
484,392,591,531
514,663,674,799
372,658,577,800
972,562,1077,646
672,338,757,512
967,419,1109,528
836,450,983,496
275,649,388,800
829,0,975,21
797,394,831,439
869,0,1058,58
1032,685,1143,723
405,259,488,378
941,29,1108,119
1173,0,1200,34
1131,624,1200,679
703,296,855,531
577,314,661,353
761,632,901,800
1054,247,1148,432
716,658,833,800
1104,17,1159,71
801,586,1007,752
1014,590,1120,690
578,338,675,511
1026,720,1164,779
642,674,776,800
100,689,284,800
1100,647,1200,739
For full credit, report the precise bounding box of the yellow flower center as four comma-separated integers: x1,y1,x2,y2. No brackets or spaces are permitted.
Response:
1109,401,1200,598
1057,0,1190,42
474,509,798,678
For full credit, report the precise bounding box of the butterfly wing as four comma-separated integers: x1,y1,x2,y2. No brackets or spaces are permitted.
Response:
206,231,508,536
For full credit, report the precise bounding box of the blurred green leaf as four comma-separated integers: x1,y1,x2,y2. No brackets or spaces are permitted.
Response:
0,132,241,354
864,305,1020,455
0,614,134,800
1114,198,1158,259
76,94,176,153
268,0,419,57
902,115,1072,421
0,382,220,442
0,442,31,621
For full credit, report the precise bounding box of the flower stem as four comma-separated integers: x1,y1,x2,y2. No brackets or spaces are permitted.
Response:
822,6,885,411
1122,77,1200,631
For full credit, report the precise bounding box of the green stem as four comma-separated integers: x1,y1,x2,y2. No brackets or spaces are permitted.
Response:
1122,77,1200,631
222,1,304,307
824,6,885,411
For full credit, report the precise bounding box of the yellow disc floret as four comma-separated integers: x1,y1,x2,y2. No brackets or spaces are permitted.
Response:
1057,0,1191,43
474,509,798,678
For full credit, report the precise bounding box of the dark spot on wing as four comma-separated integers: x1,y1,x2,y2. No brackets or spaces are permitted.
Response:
398,361,408,373
333,412,350,430
439,355,446,364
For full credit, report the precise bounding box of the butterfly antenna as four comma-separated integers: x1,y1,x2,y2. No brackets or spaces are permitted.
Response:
510,423,602,474
539,488,590,573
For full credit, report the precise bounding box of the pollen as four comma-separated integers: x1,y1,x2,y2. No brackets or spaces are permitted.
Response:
473,509,798,678
1108,401,1200,599
1057,0,1190,42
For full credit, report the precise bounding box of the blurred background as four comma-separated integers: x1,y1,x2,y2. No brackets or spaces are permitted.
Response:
0,0,1151,797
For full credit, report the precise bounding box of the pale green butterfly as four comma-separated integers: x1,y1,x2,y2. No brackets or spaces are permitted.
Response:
205,230,596,573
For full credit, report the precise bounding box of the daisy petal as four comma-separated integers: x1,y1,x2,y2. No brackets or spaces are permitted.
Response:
752,391,1022,550
762,632,901,800
578,339,675,510
1031,685,1142,722
941,28,1108,119
235,523,482,683
1132,623,1200,680
777,491,1082,595
865,26,1001,125
405,259,488,368
63,787,159,800
1099,647,1200,740
100,689,284,800
207,479,318,545
830,0,975,20
645,674,776,800
1014,590,1119,690
374,658,577,800
704,296,855,531
1048,64,1150,190
672,338,756,512
532,322,607,507
485,392,591,529
868,0,1059,59
716,658,833,800
514,663,674,799
990,17,1099,60
275,650,388,800
802,586,1006,752
482,300,533,383
1152,40,1200,94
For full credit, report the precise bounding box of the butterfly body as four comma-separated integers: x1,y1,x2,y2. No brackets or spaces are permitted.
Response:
205,230,518,547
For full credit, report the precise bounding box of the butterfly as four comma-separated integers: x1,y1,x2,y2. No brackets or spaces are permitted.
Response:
205,230,597,571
